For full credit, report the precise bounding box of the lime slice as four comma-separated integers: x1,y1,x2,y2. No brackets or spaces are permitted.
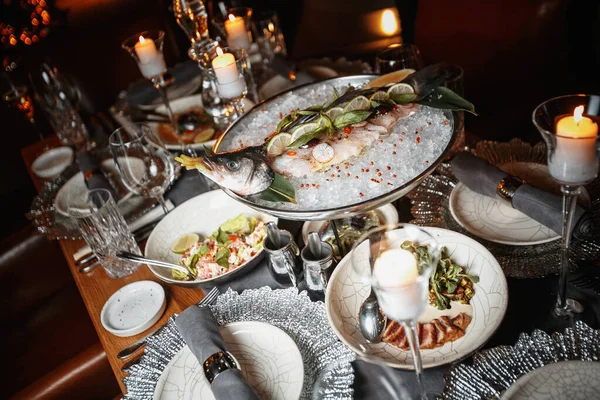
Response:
324,107,344,121
343,95,370,112
387,83,415,96
369,91,388,102
170,233,200,254
290,121,320,143
266,132,292,156
311,143,335,163
364,68,416,89
193,128,215,143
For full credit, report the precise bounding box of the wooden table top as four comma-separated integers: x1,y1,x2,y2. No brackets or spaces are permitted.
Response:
21,137,207,394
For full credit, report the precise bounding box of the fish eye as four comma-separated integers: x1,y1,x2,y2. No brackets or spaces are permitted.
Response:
226,160,240,171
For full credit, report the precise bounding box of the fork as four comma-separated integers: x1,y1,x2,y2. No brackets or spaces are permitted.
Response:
117,287,220,359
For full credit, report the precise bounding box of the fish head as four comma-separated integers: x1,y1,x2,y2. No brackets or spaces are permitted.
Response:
179,147,274,196
401,63,452,100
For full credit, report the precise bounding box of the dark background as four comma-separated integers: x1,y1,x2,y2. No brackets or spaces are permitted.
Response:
1,0,599,241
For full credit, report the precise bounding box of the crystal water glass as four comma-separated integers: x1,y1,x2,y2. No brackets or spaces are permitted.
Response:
533,94,600,317
351,223,440,400
29,62,89,149
375,43,424,74
251,10,287,63
109,124,175,215
68,189,141,278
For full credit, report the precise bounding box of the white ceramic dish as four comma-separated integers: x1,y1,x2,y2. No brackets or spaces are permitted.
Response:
152,321,304,400
325,226,508,369
153,95,255,152
501,360,600,400
301,204,399,244
100,280,166,337
449,162,590,246
54,157,144,217
31,146,74,179
144,190,277,289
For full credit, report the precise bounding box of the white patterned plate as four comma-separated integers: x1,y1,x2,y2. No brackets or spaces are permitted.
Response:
449,162,590,246
152,321,304,400
325,227,508,369
54,157,144,217
145,190,277,288
501,360,600,400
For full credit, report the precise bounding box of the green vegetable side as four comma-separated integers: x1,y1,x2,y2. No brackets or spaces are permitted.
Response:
401,240,479,310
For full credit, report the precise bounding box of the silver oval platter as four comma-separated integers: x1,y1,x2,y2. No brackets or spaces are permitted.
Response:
214,75,457,221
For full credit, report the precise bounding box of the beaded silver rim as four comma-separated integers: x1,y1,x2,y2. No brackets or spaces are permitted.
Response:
123,287,355,399
440,321,600,399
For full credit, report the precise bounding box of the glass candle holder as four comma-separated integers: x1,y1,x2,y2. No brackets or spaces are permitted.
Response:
122,31,182,145
375,43,424,74
211,7,253,51
204,46,256,122
533,94,600,317
351,223,440,400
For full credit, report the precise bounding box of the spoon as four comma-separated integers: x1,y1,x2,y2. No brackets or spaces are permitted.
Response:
358,229,387,343
358,289,387,343
266,222,281,248
308,231,322,258
116,251,196,280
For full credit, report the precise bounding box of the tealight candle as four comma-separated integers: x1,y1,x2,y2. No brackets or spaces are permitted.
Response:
224,14,250,50
211,47,246,99
134,36,166,78
373,248,427,322
550,105,599,184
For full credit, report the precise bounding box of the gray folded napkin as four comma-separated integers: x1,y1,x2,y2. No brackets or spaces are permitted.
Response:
175,306,259,400
126,60,201,106
75,151,118,201
451,152,592,237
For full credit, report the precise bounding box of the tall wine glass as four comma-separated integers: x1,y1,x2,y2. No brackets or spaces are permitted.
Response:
109,124,175,215
351,223,440,400
533,94,600,317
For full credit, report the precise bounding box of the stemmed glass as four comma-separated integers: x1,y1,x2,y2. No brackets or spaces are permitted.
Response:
375,43,424,74
109,124,175,215
121,31,180,142
351,223,440,400
533,94,600,317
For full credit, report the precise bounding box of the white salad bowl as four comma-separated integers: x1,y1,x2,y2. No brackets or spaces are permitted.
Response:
145,190,278,289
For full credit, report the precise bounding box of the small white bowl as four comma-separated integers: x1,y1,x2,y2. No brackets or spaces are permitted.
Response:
31,146,74,179
100,280,166,337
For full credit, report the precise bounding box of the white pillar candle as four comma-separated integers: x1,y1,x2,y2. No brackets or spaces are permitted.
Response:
212,47,246,99
373,248,427,322
550,105,599,184
224,14,250,50
134,36,166,78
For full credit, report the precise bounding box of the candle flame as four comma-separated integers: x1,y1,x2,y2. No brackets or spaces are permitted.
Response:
268,22,275,32
228,14,236,22
574,105,584,123
381,9,398,35
216,47,223,57
139,36,145,43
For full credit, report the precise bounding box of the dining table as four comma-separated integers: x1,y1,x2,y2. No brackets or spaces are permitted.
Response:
21,122,600,399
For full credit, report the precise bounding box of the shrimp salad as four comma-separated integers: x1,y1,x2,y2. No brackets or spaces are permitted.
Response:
174,214,266,280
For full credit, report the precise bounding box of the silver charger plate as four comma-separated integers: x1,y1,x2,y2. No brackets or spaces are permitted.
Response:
439,321,600,400
123,287,355,400
214,75,457,221
408,138,600,278
27,151,181,240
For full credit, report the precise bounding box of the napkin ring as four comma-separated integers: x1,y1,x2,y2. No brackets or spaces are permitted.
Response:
203,351,240,384
496,175,525,206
